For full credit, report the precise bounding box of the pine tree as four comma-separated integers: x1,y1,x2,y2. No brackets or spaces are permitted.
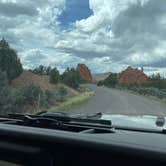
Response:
49,67,60,84
0,38,23,82
61,68,82,89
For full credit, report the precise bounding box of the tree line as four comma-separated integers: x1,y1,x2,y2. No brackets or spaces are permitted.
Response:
30,65,83,89
98,72,166,90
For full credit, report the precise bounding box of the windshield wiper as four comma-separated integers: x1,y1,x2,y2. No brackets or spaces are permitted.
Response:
7,112,113,132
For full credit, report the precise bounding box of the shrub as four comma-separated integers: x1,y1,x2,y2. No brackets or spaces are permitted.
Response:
32,66,52,76
124,86,166,99
61,68,82,89
20,84,43,105
103,73,118,87
0,38,23,82
57,86,68,101
44,89,61,105
99,73,118,88
97,81,104,86
49,67,60,84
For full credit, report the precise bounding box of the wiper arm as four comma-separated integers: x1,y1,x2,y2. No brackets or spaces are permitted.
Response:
8,113,112,132
23,115,63,128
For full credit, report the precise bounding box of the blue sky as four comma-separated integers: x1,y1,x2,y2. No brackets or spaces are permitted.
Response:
58,0,93,30
0,0,166,76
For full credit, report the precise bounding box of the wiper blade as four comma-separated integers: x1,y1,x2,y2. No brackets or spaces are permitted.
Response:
8,113,112,131
8,112,111,125
23,115,63,128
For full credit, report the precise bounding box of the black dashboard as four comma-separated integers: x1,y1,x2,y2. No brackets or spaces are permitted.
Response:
0,122,166,166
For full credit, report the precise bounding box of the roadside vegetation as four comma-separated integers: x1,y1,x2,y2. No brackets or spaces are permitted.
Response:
97,73,118,88
97,73,166,103
0,39,92,115
49,91,95,112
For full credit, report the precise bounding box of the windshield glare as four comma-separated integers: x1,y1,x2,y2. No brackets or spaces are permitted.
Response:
0,0,165,120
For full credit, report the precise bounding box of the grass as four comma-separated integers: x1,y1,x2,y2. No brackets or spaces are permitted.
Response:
49,91,95,112
162,98,166,104
120,88,166,105
146,95,166,104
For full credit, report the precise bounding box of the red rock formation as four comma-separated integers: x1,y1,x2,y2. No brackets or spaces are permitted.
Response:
117,66,148,84
77,64,95,83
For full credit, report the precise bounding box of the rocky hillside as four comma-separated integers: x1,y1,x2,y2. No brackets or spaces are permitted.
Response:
12,71,55,90
11,71,78,96
117,67,148,84
77,64,96,83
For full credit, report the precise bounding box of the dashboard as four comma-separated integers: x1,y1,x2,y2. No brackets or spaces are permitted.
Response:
0,123,165,165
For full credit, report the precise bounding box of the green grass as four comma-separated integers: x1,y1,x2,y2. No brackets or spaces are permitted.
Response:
161,98,166,104
147,96,166,104
121,89,166,105
49,91,95,112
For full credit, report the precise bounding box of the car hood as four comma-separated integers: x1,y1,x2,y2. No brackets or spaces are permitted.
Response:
100,114,165,130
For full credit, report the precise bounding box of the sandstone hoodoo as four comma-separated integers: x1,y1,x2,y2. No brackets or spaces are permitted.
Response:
77,64,94,83
117,66,148,84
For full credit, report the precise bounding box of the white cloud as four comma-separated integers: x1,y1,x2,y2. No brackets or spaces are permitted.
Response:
76,0,150,32
144,67,166,77
0,0,66,61
0,0,166,76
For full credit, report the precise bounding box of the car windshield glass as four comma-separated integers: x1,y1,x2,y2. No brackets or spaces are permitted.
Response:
0,0,166,125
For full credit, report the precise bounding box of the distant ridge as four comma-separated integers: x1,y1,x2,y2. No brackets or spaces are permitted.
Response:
93,72,111,81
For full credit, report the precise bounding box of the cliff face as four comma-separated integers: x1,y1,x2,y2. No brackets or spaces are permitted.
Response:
117,67,148,84
77,64,95,83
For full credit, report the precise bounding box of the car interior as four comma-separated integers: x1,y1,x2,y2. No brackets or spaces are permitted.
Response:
0,114,166,166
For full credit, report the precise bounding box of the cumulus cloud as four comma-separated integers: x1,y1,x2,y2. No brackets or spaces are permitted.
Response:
0,2,38,17
0,0,66,71
55,0,166,74
0,0,166,75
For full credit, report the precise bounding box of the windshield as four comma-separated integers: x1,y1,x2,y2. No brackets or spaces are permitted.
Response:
0,0,165,120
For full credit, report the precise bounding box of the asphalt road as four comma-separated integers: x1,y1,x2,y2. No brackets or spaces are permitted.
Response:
70,85,166,116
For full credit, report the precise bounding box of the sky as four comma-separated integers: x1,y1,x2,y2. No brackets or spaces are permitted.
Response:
0,0,166,76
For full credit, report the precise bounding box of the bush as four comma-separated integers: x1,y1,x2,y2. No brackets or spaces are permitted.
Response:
100,73,118,88
0,84,45,115
18,85,43,105
0,70,12,114
122,85,166,99
49,67,60,84
143,74,166,90
61,68,82,89
97,81,104,86
45,89,54,105
57,86,68,101
105,73,118,87
32,66,52,75
44,89,60,105
0,82,69,115
0,38,23,82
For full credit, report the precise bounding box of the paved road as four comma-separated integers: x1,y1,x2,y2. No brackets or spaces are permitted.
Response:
70,85,166,116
